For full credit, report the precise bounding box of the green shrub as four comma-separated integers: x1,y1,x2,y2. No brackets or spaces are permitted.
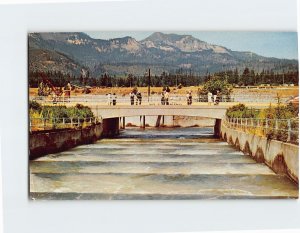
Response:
30,104,94,121
29,100,42,112
226,104,258,118
202,76,232,95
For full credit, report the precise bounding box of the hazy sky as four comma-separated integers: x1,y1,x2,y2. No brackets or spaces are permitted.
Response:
85,31,298,60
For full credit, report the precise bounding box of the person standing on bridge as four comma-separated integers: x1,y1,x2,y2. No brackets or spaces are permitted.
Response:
130,91,135,105
213,91,217,105
208,91,213,105
187,91,192,105
107,93,112,105
214,90,220,105
137,91,142,105
112,93,117,106
165,91,169,105
161,91,165,105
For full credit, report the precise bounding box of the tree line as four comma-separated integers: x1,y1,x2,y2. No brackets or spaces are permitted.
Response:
29,67,298,88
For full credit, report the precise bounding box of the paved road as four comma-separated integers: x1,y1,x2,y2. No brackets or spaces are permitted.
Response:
30,127,298,200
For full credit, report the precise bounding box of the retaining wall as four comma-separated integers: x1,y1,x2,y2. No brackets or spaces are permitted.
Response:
221,123,299,184
29,123,103,159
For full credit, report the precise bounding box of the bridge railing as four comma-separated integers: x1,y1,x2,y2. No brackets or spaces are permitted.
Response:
30,94,290,104
29,95,236,104
29,116,102,132
224,117,299,144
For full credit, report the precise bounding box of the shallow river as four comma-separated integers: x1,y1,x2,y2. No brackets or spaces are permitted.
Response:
30,127,298,200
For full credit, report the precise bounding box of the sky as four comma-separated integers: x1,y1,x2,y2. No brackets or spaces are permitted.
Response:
85,31,298,60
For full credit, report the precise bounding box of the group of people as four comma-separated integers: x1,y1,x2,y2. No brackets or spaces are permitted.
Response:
106,88,221,106
106,93,117,105
130,91,142,105
207,90,220,105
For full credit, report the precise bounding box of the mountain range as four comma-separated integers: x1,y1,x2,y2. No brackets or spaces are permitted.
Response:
28,32,298,77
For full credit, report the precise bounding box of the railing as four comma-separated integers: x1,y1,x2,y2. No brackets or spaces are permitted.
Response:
224,117,299,144
30,94,291,104
29,116,101,132
30,95,235,104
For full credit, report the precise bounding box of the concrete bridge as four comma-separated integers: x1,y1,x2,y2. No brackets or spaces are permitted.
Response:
91,105,228,119
89,105,228,137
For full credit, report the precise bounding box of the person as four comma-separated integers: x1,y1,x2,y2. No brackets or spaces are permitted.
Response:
130,92,135,105
213,91,217,105
161,91,165,105
164,91,169,105
136,91,142,105
52,92,57,104
38,81,44,96
214,90,220,105
189,91,192,105
66,82,72,91
107,93,111,105
65,82,71,102
186,91,192,105
112,93,117,105
207,91,213,105
186,91,190,105
197,88,201,102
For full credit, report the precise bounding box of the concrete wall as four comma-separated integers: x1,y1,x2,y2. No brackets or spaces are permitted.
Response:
221,123,299,184
29,123,103,159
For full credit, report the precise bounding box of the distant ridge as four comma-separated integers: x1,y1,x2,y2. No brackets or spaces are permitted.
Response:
28,32,298,76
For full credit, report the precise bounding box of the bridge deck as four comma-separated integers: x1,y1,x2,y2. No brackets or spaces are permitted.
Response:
91,105,228,119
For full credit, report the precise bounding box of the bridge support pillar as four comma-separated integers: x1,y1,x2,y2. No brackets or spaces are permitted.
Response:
122,117,125,129
214,119,222,138
102,117,120,137
155,115,162,127
140,116,145,128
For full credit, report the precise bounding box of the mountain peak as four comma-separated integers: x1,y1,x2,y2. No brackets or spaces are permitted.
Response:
141,32,228,53
143,32,191,43
109,36,141,52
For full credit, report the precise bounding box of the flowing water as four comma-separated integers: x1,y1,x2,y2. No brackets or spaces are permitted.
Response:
30,127,298,200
